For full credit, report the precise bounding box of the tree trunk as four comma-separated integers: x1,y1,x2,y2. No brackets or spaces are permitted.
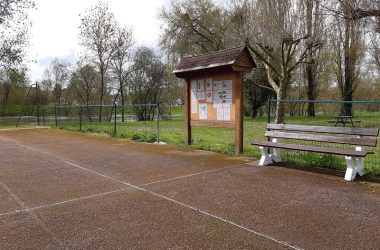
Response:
99,67,105,122
305,0,316,117
306,62,316,116
99,88,104,122
2,92,9,116
275,88,286,124
275,76,289,124
1,85,11,116
341,18,354,116
120,84,125,122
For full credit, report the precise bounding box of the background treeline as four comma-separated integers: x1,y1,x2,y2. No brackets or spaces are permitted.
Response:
1,0,380,123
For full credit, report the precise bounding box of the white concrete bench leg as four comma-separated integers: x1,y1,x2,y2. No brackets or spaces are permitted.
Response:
258,141,282,166
344,156,365,181
356,157,365,176
271,138,282,163
354,145,365,176
259,146,272,165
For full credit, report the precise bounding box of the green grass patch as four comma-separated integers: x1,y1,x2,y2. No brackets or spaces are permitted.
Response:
32,112,380,178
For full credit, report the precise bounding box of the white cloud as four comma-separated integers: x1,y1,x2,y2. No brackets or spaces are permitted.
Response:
27,0,169,83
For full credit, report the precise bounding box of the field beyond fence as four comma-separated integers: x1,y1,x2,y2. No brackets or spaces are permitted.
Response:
5,100,380,178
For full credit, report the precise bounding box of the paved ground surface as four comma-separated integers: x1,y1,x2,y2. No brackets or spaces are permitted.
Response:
0,128,379,249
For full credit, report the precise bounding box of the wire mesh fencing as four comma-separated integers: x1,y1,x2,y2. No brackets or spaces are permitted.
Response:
15,104,161,143
9,99,380,177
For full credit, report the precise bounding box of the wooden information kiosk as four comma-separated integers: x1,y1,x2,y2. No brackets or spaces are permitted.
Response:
174,46,256,155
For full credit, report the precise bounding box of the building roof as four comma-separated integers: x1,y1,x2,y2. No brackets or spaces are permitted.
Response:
173,46,256,77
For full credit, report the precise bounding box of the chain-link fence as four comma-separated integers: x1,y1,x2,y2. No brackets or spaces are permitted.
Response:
9,100,380,177
15,104,162,143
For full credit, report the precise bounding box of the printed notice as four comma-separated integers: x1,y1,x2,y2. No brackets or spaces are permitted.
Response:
191,80,197,91
197,80,204,91
199,103,208,120
223,80,232,90
213,81,223,90
217,108,224,121
191,90,197,114
224,90,232,99
197,92,205,100
223,108,231,121
206,79,213,90
191,103,197,114
214,91,223,100
191,91,196,101
206,91,212,102
213,100,223,108
223,99,232,108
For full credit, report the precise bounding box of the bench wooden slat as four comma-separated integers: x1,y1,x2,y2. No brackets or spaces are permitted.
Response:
265,131,377,147
267,124,379,137
251,141,368,157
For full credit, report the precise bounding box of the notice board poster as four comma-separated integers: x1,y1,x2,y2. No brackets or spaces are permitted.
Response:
190,78,234,122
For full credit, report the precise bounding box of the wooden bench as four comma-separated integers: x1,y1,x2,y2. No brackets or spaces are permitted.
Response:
251,124,379,181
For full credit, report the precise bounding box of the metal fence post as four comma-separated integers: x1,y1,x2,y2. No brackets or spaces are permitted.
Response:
36,83,40,126
42,109,46,126
54,105,58,127
79,106,83,131
156,104,160,143
267,98,271,124
114,104,117,135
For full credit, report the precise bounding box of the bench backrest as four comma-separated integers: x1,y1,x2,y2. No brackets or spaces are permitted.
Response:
266,124,379,147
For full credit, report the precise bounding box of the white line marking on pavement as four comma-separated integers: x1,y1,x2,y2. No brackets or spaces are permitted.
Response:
0,187,133,217
62,160,301,249
141,162,246,187
0,182,64,246
1,136,302,250
0,146,19,150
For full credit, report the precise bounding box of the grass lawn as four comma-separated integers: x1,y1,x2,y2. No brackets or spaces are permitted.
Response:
7,104,380,177
0,125,18,129
49,112,380,178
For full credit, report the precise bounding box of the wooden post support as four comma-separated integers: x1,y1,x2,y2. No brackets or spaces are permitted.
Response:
235,72,243,155
184,78,192,145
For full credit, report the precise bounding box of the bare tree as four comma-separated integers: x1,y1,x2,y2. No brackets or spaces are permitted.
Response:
302,0,325,116
69,60,99,121
111,25,134,122
231,0,321,123
129,47,166,121
338,0,380,21
330,1,365,115
0,0,34,70
40,58,70,105
368,33,380,73
78,1,117,121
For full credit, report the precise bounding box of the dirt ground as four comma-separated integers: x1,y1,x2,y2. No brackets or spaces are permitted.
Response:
0,128,379,249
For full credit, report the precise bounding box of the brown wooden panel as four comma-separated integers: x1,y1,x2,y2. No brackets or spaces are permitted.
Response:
251,141,369,157
234,47,256,68
231,65,251,72
267,124,379,137
191,120,235,128
265,131,377,147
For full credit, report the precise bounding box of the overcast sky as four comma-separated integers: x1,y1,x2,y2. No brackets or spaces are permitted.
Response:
27,0,169,83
